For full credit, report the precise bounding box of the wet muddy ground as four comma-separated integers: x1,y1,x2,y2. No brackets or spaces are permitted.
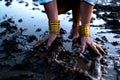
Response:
0,0,120,80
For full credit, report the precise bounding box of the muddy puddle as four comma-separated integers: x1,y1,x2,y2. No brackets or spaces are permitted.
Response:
0,0,120,80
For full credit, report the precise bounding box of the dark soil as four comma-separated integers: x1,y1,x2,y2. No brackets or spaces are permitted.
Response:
0,0,120,80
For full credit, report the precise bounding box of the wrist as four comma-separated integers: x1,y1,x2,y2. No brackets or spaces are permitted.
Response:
79,23,90,37
49,20,60,35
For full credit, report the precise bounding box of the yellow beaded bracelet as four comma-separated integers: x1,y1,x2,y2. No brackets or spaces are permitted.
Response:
49,20,60,34
49,20,60,25
79,23,90,37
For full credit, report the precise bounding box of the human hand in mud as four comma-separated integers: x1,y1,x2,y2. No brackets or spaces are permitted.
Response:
80,36,106,58
34,20,60,49
34,33,57,49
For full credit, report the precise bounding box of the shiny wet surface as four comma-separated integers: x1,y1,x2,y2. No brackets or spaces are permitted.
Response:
0,0,120,80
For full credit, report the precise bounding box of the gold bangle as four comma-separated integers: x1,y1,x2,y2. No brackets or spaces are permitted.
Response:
49,20,60,25
79,23,90,37
49,20,60,34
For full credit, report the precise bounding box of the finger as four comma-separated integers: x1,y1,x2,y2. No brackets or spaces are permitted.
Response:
81,40,86,53
92,45,102,58
42,34,49,41
34,40,42,47
87,41,102,57
47,34,57,47
34,35,49,47
94,43,106,55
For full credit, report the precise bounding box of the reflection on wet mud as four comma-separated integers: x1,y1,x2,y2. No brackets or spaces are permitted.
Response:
0,0,120,80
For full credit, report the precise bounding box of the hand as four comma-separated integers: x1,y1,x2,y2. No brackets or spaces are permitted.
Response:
80,36,106,58
34,33,57,48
